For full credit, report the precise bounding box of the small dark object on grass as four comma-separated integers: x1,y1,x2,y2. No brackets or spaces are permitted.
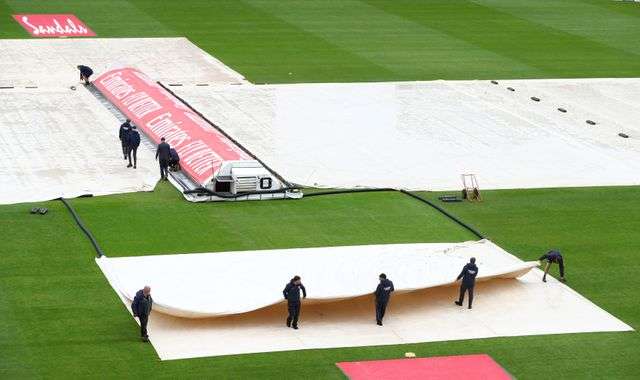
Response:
531,96,540,102
439,195,462,203
507,87,515,91
491,80,498,85
70,86,76,90
619,133,629,138
586,120,596,125
30,207,48,215
558,108,567,113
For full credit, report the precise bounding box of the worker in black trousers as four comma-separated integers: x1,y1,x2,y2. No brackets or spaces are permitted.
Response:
155,137,171,180
77,65,93,85
539,250,566,283
283,275,306,330
119,120,131,160
131,286,153,342
374,273,394,326
455,257,478,309
127,125,141,169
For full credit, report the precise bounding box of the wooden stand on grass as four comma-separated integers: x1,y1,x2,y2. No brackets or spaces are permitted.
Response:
461,174,482,201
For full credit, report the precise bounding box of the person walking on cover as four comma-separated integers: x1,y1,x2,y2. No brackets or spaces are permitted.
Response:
127,125,141,169
119,119,131,160
131,286,153,342
155,137,171,180
455,257,478,309
283,276,306,329
374,273,394,326
539,250,566,283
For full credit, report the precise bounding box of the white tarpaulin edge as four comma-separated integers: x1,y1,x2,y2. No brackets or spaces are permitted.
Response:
96,239,538,318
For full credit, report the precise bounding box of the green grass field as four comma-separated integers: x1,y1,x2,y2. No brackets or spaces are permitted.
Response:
1,0,640,378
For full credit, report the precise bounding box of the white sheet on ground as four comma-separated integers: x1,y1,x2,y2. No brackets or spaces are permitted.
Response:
97,240,537,318
172,78,640,190
0,37,246,88
0,87,158,204
97,240,632,360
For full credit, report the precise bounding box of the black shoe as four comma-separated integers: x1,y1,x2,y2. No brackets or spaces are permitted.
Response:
377,321,382,326
124,156,127,160
560,277,567,283
454,301,462,306
127,164,132,168
133,165,137,169
286,321,291,328
292,325,298,330
542,277,547,283
468,306,472,309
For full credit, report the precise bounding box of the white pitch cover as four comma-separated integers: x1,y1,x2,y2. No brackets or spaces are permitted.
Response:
96,240,633,360
172,78,640,191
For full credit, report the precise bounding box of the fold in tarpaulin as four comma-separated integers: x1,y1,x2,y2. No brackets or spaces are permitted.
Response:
96,240,538,318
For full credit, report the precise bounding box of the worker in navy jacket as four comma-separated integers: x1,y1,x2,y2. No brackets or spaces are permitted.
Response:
126,125,141,169
283,276,306,329
155,137,171,180
118,120,131,160
455,257,478,309
374,273,394,326
131,286,153,342
539,250,566,283
77,65,93,84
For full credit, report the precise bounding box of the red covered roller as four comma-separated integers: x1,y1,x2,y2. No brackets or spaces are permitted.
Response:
93,67,250,186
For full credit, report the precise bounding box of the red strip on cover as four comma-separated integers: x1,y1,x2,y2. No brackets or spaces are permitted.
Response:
337,354,511,380
93,68,250,185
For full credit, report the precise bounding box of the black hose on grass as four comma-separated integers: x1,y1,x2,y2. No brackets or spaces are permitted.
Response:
299,187,486,240
303,188,396,197
59,197,105,258
399,190,486,240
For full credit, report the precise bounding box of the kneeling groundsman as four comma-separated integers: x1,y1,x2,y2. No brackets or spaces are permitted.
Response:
283,276,306,330
374,273,394,326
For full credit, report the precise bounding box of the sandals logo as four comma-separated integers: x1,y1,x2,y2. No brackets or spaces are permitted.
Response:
13,14,95,37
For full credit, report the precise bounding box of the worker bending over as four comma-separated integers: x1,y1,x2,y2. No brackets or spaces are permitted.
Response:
539,250,566,283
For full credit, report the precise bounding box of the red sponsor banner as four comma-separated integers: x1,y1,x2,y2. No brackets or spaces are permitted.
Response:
94,68,250,185
13,14,95,37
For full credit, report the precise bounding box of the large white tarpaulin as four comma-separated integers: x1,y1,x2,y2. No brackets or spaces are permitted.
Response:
97,240,537,318
172,78,640,190
0,87,158,204
97,240,632,360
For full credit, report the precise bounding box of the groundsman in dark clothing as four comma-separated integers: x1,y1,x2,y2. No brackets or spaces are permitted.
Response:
539,250,566,283
119,120,131,160
374,273,394,326
131,286,153,342
77,65,93,85
283,275,306,329
127,125,141,169
155,137,171,180
455,257,478,309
